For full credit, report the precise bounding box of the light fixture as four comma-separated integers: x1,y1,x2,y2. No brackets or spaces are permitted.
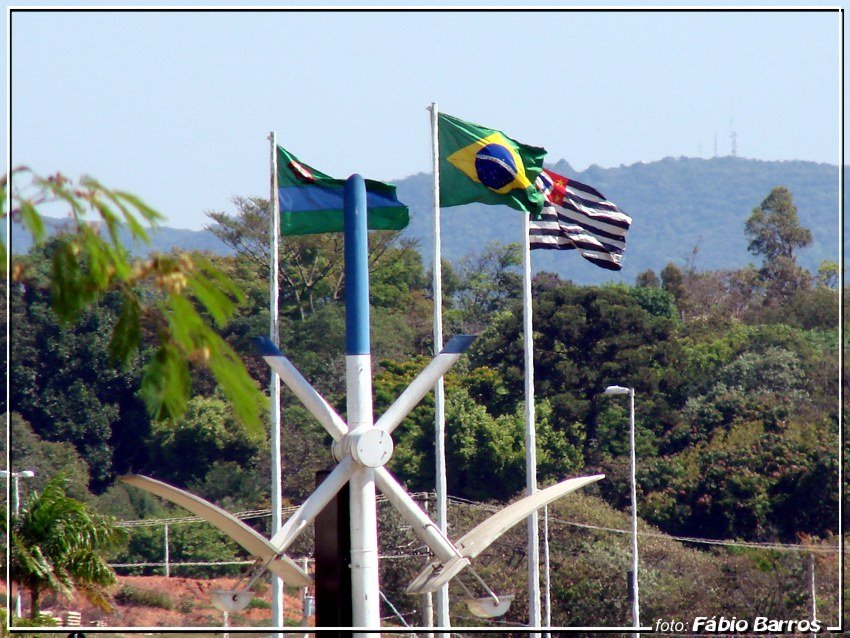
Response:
604,385,630,395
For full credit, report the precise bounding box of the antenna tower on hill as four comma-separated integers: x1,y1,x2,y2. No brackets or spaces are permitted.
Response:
730,107,738,157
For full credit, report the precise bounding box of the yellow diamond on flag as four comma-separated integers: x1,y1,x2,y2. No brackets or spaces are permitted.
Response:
446,132,534,196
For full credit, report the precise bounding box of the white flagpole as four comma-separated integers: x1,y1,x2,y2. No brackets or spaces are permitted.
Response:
268,132,284,633
522,211,541,635
428,102,450,635
543,504,551,634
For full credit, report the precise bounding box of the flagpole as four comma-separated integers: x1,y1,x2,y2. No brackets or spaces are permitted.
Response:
522,211,541,635
543,504,551,634
428,101,450,635
268,131,284,634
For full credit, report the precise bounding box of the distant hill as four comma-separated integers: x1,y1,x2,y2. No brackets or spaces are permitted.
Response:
10,216,234,258
397,156,841,285
12,156,840,286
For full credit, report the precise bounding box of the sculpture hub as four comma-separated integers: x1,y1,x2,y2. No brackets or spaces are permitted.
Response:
348,426,394,468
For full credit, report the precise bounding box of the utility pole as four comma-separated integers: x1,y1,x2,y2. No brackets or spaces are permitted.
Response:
2,469,36,617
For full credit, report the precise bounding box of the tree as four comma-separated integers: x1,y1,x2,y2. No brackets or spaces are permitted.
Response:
471,281,684,462
5,170,264,432
815,260,839,289
207,196,422,321
9,414,92,501
451,241,522,333
6,475,127,618
745,187,813,300
676,267,762,322
145,395,262,488
660,262,686,309
635,269,660,288
10,262,148,489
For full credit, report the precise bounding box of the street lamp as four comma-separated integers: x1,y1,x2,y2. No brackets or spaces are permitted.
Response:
603,385,639,636
2,469,36,617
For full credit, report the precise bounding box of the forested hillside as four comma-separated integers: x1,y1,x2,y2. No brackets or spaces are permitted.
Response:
6,180,844,628
398,156,840,285
12,156,842,288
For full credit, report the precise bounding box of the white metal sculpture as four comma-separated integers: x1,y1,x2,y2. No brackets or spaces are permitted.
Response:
122,176,603,632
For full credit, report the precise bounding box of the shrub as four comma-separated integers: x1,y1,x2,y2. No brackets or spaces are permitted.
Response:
114,585,174,610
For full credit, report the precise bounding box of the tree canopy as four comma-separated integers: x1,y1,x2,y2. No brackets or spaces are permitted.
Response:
5,178,841,624
5,475,127,618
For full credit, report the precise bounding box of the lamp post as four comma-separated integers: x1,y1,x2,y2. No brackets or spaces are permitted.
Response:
603,385,639,636
2,469,35,617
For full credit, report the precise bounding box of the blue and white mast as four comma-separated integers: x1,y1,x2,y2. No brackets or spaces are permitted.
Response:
343,175,382,633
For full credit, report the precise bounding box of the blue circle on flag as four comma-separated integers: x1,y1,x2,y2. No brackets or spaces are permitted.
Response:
475,144,517,190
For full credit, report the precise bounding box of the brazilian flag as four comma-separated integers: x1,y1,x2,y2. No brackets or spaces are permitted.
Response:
438,113,546,215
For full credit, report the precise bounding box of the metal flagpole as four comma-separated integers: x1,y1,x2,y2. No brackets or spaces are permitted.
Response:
543,504,551,633
268,132,284,633
628,387,640,638
428,101,450,634
343,175,381,636
522,211,542,635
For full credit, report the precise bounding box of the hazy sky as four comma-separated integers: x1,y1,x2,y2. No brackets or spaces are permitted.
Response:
6,6,841,230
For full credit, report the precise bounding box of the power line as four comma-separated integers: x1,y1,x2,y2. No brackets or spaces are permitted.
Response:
445,495,840,554
116,492,434,527
112,491,840,555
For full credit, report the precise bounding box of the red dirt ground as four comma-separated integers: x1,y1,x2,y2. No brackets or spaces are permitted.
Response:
7,575,311,629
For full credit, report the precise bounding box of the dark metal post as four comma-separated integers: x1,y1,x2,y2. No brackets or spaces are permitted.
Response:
315,469,353,632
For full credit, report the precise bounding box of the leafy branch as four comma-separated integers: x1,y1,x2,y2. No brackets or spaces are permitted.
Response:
4,167,264,435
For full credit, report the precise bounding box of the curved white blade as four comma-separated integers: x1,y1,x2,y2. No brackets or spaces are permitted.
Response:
405,555,470,595
121,474,311,587
404,474,603,594
456,474,604,559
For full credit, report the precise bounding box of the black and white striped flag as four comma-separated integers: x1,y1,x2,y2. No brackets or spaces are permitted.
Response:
530,168,632,271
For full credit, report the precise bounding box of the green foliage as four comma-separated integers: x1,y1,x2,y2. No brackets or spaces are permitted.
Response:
11,613,60,629
815,259,839,288
375,357,582,500
637,419,837,541
5,170,264,433
453,241,522,329
10,268,145,488
683,346,810,439
768,285,839,330
6,173,839,619
114,584,175,610
207,196,424,323
635,268,660,288
472,279,683,461
145,395,262,487
746,186,812,263
9,414,92,501
660,261,687,307
6,475,128,618
745,186,813,300
117,520,245,578
627,284,679,321
247,597,271,610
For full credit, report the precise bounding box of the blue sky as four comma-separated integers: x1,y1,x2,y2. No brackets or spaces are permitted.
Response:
6,6,842,230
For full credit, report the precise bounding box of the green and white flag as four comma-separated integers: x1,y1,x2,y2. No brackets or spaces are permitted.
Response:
276,144,409,235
